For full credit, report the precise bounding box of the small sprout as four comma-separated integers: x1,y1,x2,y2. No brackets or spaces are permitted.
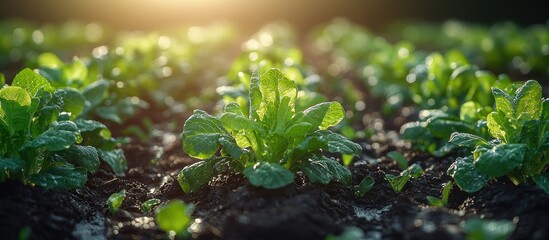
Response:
107,190,126,214
354,176,375,197
401,163,424,178
385,174,410,193
387,151,408,170
141,198,161,213
385,163,424,193
462,218,515,240
155,200,194,238
426,181,453,207
449,80,549,193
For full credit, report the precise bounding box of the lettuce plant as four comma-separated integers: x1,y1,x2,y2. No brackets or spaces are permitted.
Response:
0,69,126,189
401,52,517,156
448,80,549,193
36,52,149,124
179,68,361,191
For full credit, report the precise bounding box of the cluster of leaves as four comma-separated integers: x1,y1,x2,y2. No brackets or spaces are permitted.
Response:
35,52,149,125
400,52,518,155
0,69,126,189
180,69,361,191
220,23,366,151
2,20,238,128
312,21,527,157
388,20,549,76
449,80,549,193
223,23,365,145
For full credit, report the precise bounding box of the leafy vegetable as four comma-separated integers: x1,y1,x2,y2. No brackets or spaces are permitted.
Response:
0,69,126,189
400,64,514,156
155,200,194,237
180,68,361,191
426,181,453,207
448,80,549,193
107,190,126,214
385,163,424,193
36,53,149,125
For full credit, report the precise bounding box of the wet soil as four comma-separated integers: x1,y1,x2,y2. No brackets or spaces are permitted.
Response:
1,117,548,240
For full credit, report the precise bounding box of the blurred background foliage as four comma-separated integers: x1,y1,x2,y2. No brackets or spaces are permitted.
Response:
1,0,546,33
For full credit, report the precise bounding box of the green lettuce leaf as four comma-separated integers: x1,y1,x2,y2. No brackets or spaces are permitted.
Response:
178,161,213,193
243,162,294,189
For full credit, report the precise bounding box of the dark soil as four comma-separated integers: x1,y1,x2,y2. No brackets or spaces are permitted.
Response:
2,115,549,240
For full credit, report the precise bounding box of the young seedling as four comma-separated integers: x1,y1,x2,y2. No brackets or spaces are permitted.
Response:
155,200,194,238
180,68,361,191
385,163,424,193
354,176,375,197
107,190,126,215
141,198,161,213
449,80,549,193
426,181,453,207
400,51,516,156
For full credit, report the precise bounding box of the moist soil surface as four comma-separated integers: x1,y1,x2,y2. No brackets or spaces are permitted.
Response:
1,110,549,240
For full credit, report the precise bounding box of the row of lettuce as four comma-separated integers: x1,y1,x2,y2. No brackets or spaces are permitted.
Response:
163,19,549,239
1,19,549,195
1,20,239,189
312,19,549,194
